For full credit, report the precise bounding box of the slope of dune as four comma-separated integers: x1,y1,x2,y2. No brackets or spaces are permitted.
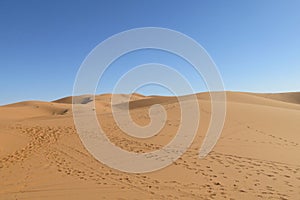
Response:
198,91,300,108
0,101,71,121
251,92,300,104
0,92,299,200
53,93,146,104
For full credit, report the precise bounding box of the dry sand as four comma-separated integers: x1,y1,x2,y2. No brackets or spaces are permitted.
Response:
0,92,299,199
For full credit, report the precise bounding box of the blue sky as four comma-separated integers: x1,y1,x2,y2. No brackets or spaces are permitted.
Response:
0,0,299,105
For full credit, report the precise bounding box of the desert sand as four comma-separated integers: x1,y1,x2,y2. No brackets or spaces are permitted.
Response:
0,92,299,200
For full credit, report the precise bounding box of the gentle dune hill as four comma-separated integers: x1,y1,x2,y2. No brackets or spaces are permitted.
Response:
251,92,300,105
0,92,299,200
0,101,71,121
53,93,146,104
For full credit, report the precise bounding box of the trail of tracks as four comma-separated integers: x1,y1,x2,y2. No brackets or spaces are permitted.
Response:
1,124,299,199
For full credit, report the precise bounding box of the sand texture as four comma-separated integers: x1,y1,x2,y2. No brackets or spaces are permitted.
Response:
0,92,299,200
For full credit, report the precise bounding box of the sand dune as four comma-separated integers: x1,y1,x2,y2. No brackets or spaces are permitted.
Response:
0,92,299,199
251,92,300,105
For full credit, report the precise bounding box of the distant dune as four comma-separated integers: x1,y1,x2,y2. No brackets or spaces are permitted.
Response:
0,92,299,199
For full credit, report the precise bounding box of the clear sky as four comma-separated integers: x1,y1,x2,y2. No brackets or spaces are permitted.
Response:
0,0,299,105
